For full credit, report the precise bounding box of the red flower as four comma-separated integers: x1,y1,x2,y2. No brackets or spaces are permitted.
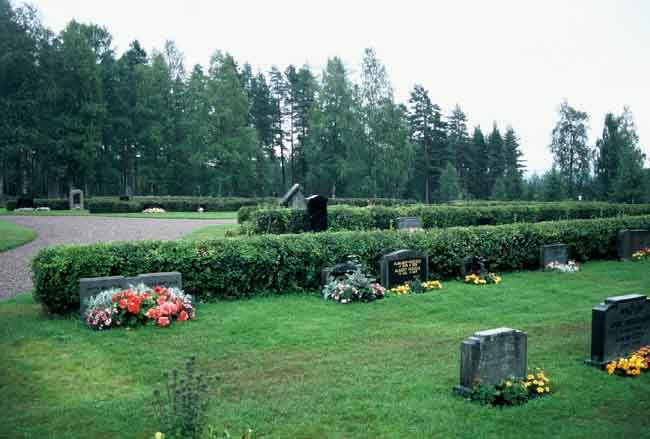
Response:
178,310,188,322
146,308,160,319
127,299,140,314
119,299,128,310
157,316,170,327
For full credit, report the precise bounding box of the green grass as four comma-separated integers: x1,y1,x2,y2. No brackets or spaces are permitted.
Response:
183,224,241,240
0,219,37,252
0,209,237,220
1,261,649,439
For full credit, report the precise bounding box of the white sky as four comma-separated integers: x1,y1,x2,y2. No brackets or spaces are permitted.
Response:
24,0,650,174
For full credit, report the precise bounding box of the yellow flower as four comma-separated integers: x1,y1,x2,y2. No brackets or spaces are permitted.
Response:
505,380,512,387
527,374,534,380
536,387,544,393
155,433,165,439
545,386,550,392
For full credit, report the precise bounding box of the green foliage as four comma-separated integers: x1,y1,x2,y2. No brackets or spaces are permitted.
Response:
87,196,278,213
152,357,216,439
32,214,650,315
438,163,461,202
248,202,650,234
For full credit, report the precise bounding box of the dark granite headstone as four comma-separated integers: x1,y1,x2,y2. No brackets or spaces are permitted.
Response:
380,249,428,288
79,271,183,318
617,229,650,261
396,216,423,231
460,256,487,277
280,183,307,209
321,263,358,284
587,294,650,366
79,276,127,318
455,327,527,395
540,243,568,269
477,217,496,226
119,195,131,202
306,194,328,232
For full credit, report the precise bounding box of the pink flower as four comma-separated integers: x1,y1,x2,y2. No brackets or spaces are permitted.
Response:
157,316,170,327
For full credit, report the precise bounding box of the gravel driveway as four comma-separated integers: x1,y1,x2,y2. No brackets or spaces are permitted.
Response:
0,216,235,299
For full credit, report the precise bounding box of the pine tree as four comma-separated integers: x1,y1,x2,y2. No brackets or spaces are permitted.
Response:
502,127,525,199
542,167,566,201
487,123,505,196
269,66,287,191
438,162,461,202
468,126,489,199
447,105,471,196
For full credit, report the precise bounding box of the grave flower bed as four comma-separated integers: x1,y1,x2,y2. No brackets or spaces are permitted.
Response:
545,260,580,272
632,248,650,262
84,284,195,330
464,273,502,285
388,280,442,296
605,346,650,377
143,207,166,214
467,369,552,406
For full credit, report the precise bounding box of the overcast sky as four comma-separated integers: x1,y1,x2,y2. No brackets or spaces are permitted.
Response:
24,0,650,174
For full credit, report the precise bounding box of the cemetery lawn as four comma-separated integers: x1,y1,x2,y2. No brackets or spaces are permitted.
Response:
183,223,241,240
1,261,649,439
0,219,36,252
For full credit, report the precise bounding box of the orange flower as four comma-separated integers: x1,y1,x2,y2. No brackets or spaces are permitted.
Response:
158,316,170,327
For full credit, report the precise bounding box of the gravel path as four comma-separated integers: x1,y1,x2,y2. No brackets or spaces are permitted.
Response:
0,216,235,299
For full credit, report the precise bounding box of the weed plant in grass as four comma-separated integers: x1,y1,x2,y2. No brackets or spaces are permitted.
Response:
1,261,649,438
0,219,36,252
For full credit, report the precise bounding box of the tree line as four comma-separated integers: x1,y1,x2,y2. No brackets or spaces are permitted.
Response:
1,1,647,203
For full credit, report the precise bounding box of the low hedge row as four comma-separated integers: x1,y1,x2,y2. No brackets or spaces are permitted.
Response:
248,202,650,234
33,215,650,315
87,196,280,213
236,197,417,223
6,198,70,210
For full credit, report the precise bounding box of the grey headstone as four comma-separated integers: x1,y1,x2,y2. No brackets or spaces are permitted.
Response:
79,276,126,318
540,243,568,269
69,189,84,210
617,229,650,261
396,216,423,231
280,183,307,209
379,249,428,289
127,272,183,289
456,327,527,394
587,294,650,366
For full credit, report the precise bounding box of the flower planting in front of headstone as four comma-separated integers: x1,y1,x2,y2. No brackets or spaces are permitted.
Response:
388,279,443,296
545,260,580,272
464,272,502,285
467,369,552,407
322,269,385,304
143,207,166,214
605,346,650,377
632,248,650,262
84,284,195,330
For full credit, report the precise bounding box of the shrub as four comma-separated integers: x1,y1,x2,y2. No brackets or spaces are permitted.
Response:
87,196,280,213
32,215,650,315
467,369,552,406
248,202,650,234
6,197,70,211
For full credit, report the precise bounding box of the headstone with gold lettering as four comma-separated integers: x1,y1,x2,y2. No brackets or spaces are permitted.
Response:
379,249,428,288
587,294,650,366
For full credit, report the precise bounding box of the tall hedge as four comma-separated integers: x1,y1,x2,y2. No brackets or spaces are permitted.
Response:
248,202,650,234
33,215,650,315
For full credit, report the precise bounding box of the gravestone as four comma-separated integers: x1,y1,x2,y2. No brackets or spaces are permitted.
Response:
477,216,496,226
587,294,650,366
380,249,428,288
617,229,650,261
321,262,358,284
396,216,423,231
69,189,84,210
455,327,527,395
540,243,568,269
460,256,487,277
280,183,307,209
79,271,183,318
306,194,328,232
119,195,131,202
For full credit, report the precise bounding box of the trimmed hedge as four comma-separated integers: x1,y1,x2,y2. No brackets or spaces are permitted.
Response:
6,198,70,211
33,215,650,315
248,202,650,234
87,196,280,213
236,197,417,223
